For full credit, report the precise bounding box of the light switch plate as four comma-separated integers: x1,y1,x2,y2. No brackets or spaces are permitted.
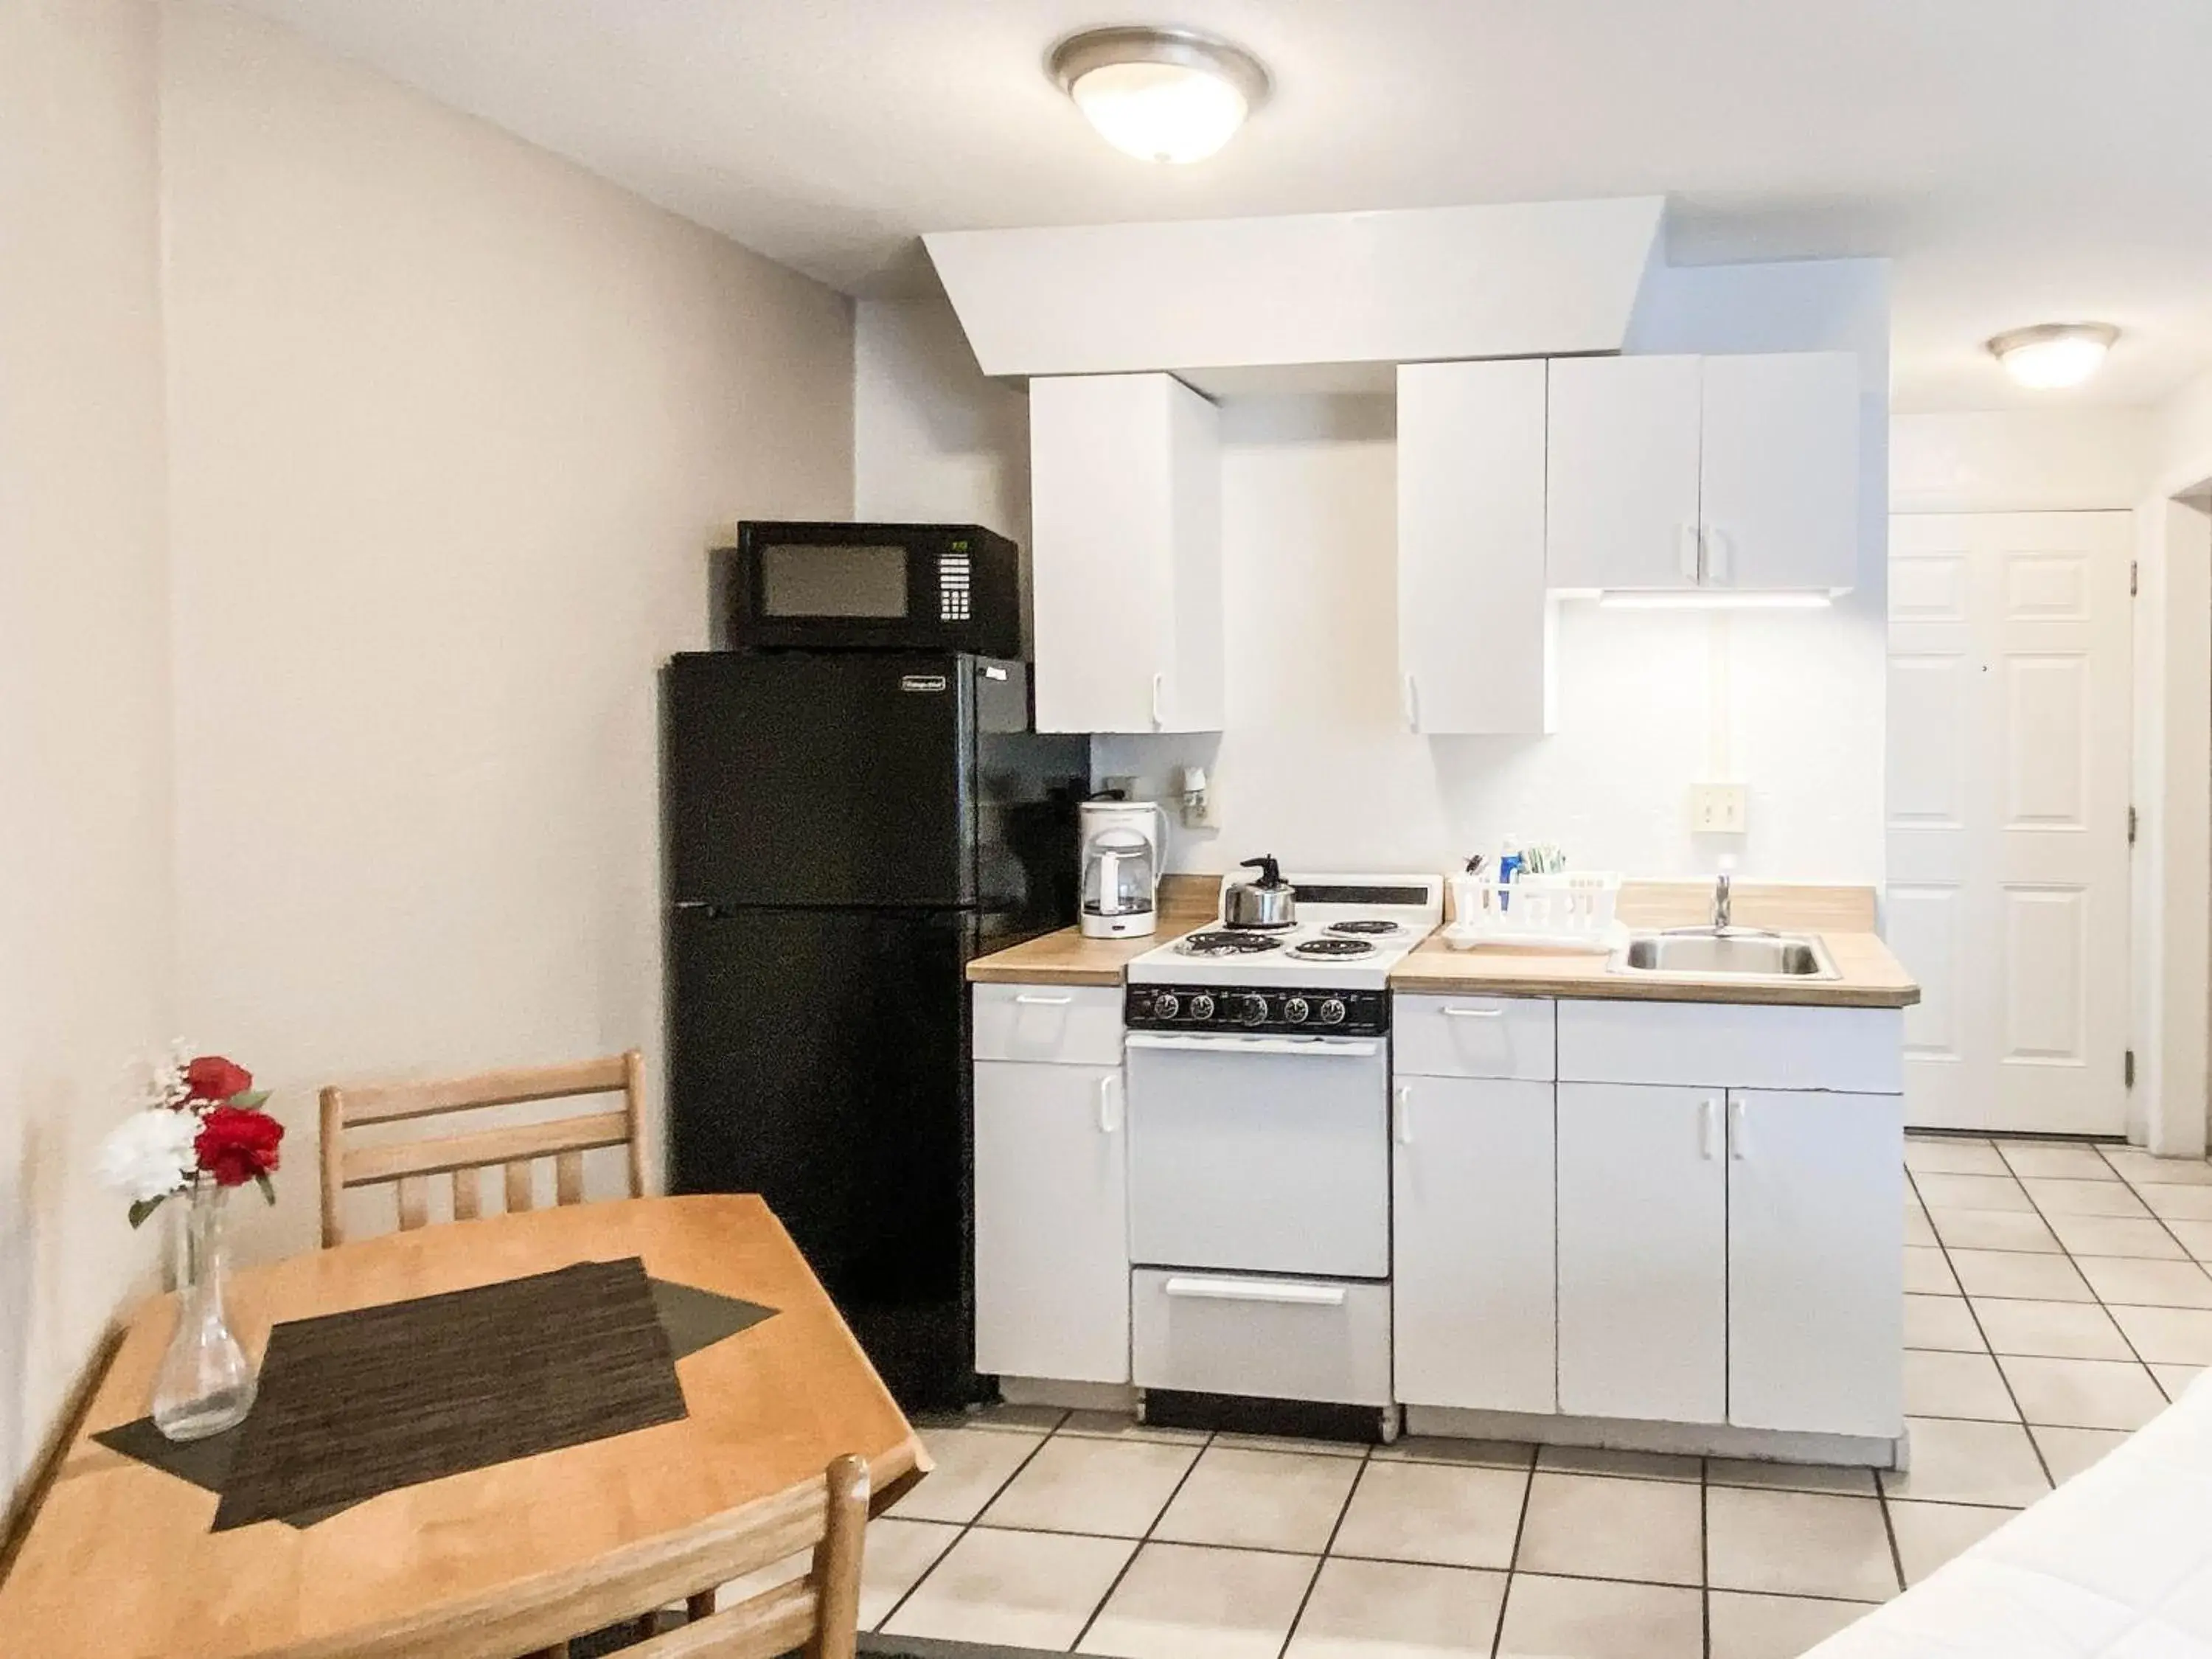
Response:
1690,782,1748,835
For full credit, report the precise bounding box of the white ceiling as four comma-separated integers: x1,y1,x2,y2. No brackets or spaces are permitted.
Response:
232,0,2212,411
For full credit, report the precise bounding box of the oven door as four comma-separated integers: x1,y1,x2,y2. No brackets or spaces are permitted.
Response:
1124,1032,1389,1279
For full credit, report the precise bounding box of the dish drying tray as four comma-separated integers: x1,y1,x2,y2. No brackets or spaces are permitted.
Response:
1442,871,1625,953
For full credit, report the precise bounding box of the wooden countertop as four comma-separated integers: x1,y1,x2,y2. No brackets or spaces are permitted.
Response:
967,879,1920,1008
967,874,1217,987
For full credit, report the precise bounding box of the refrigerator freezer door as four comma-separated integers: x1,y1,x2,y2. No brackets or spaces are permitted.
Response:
665,651,973,908
668,905,978,1408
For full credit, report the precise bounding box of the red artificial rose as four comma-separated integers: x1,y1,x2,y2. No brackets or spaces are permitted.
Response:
184,1054,254,1104
195,1105,285,1187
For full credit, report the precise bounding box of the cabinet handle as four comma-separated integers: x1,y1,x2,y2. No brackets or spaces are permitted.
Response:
1728,1096,1746,1160
1440,1006,1504,1020
1162,1275,1346,1307
1097,1073,1121,1134
1705,524,1729,582
1402,674,1421,733
1680,521,1703,582
1700,1097,1721,1160
1151,672,1165,729
1394,1085,1413,1146
1013,993,1073,1007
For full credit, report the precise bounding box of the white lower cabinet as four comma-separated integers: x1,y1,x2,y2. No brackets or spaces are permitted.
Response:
1728,1089,1905,1436
973,1057,1129,1384
1392,1077,1557,1413
1557,1082,1728,1425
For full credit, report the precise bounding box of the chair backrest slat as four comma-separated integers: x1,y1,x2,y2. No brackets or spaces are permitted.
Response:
319,1050,645,1246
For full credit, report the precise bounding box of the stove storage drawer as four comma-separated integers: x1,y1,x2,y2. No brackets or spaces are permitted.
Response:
1133,1269,1392,1407
973,982,1126,1066
1394,993,1556,1080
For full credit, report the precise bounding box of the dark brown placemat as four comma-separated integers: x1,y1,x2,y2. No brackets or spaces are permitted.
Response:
94,1270,776,1529
209,1256,685,1531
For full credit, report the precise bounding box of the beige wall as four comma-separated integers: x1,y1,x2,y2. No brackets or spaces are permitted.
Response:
159,1,855,1261
0,0,175,1500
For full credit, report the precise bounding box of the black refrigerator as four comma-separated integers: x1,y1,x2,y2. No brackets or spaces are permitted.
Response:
662,650,1088,1409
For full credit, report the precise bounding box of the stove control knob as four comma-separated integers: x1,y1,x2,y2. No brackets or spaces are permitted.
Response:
1283,997,1310,1023
1153,992,1179,1020
1188,993,1215,1021
1238,995,1269,1026
1318,998,1347,1026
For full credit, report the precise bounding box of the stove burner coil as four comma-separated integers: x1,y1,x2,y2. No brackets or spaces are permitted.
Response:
1177,930,1287,957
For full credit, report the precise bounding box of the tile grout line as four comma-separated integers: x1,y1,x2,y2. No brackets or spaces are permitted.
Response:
2092,1138,2212,1401
1490,1442,1540,1659
1269,1439,1374,1659
1906,1165,2055,1490
1063,1421,1219,1654
1698,1451,1711,1659
872,1408,1069,1639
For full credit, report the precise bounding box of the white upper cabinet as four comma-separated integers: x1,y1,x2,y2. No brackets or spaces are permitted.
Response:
1029,372,1223,734
1545,355,1703,591
1545,351,1859,594
1700,352,1860,591
1396,359,1552,734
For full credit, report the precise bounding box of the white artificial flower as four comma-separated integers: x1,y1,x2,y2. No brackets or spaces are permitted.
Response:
97,1107,200,1204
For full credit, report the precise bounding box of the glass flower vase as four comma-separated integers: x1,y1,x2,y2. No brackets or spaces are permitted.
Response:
151,1178,257,1441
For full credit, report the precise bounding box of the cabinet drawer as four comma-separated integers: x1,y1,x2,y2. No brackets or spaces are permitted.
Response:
1394,994,1555,1079
1557,999,1902,1093
1132,1269,1391,1407
973,983,1126,1065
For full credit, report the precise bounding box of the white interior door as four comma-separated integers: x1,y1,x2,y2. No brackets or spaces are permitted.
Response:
1888,512,2133,1134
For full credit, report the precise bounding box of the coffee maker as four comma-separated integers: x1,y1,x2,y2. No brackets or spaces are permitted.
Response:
1078,797,1167,939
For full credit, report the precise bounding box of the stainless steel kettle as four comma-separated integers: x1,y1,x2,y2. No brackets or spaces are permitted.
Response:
1223,855,1296,930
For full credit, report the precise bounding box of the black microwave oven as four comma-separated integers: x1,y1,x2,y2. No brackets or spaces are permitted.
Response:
720,521,1022,657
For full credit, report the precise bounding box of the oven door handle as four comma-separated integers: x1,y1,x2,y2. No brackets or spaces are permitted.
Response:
1161,1275,1348,1307
1124,1033,1382,1059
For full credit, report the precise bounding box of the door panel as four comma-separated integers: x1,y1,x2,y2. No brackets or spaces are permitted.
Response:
668,906,975,1406
1728,1090,1904,1437
1125,1036,1388,1279
1398,358,1551,733
1888,512,2132,1133
974,1061,1130,1384
1393,1077,1556,1413
1700,352,1860,590
1557,1082,1727,1424
664,651,970,908
1545,355,1703,591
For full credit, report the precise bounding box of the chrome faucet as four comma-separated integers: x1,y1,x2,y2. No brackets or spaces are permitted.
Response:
1713,870,1733,931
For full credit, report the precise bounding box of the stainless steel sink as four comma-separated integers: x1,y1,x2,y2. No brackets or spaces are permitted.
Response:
1610,929,1839,981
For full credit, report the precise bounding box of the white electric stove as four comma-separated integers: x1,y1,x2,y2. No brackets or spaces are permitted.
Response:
1120,872,1442,1300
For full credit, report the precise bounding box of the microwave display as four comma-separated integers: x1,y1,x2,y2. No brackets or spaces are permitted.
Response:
724,521,1021,657
761,543,909,619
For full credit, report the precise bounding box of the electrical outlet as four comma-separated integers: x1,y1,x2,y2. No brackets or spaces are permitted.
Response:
1690,782,1748,835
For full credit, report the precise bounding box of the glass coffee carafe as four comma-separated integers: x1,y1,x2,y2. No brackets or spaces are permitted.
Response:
1081,826,1159,936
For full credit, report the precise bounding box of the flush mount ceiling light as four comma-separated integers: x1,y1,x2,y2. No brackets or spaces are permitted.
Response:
1048,26,1270,164
1988,322,2120,390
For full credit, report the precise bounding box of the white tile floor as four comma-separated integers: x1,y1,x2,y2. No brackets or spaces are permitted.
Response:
821,1133,2212,1658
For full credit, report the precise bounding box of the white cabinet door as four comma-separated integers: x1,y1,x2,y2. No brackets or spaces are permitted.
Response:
1029,372,1221,733
973,1059,1130,1383
1397,359,1552,734
1700,352,1859,591
1393,1077,1556,1413
1545,355,1703,591
1557,1082,1727,1423
1728,1090,1904,1436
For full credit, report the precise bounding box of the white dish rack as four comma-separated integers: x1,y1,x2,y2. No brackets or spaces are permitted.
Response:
1442,871,1624,953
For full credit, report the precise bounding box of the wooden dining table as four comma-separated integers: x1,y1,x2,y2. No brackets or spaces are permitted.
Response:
0,1194,930,1658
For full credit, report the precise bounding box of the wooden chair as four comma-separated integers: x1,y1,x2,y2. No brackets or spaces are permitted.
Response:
319,1051,648,1246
